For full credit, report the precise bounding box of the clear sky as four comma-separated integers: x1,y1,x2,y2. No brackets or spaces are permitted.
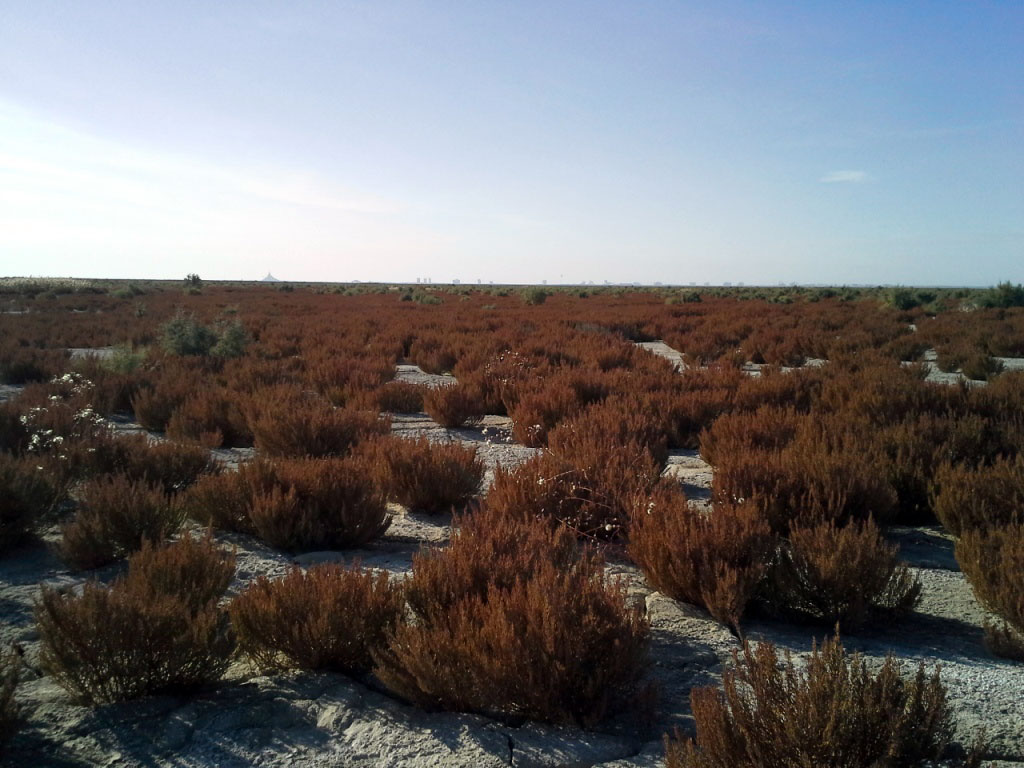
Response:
1,1,1021,285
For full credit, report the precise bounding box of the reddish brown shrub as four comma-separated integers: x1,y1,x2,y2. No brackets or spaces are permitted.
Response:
932,456,1024,537
230,563,404,674
36,534,235,705
628,482,773,631
956,523,1024,660
508,382,581,447
666,635,955,768
58,474,184,569
130,371,195,431
245,457,391,551
766,517,920,630
248,387,389,458
549,396,669,468
89,433,219,493
166,389,252,448
422,383,483,428
698,405,802,467
712,437,897,533
181,460,278,534
374,510,649,727
367,436,483,513
0,648,20,750
373,380,425,413
0,453,61,555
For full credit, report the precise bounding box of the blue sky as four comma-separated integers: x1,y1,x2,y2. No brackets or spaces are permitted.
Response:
0,1,1021,285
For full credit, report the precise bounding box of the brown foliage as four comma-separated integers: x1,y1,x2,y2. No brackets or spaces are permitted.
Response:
58,474,184,569
230,563,404,674
367,436,483,513
766,517,920,630
247,387,389,458
667,635,955,768
374,510,649,727
89,433,219,493
0,649,19,751
422,383,483,428
166,388,253,448
36,534,235,705
0,453,60,555
508,381,582,447
712,436,897,533
373,380,425,413
932,456,1024,537
628,482,773,630
956,524,1024,660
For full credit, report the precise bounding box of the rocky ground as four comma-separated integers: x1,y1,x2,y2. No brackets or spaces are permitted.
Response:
1,355,1021,766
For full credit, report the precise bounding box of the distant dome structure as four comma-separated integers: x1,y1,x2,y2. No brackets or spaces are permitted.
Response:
260,272,280,283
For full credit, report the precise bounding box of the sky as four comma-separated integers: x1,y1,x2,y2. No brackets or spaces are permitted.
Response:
0,1,1021,285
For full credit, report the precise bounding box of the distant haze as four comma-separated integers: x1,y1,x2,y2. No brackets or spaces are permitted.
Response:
1,1,1021,285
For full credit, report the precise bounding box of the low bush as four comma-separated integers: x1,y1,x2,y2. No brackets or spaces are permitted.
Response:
89,433,219,493
373,381,425,413
628,482,773,631
1,453,60,555
36,534,235,705
933,456,1024,536
374,509,649,727
697,406,802,467
712,437,897,533
956,523,1024,660
58,474,184,569
508,382,582,447
666,635,956,767
0,649,19,751
766,518,920,630
166,389,253,448
185,457,390,551
230,563,404,674
368,436,483,513
422,383,483,428
248,389,389,458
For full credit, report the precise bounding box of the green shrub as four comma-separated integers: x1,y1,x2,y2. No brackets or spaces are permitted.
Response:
36,534,235,705
161,310,217,356
230,564,404,674
210,319,249,358
667,635,956,767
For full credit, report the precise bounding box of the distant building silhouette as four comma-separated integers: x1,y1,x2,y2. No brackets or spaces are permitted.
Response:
261,272,280,283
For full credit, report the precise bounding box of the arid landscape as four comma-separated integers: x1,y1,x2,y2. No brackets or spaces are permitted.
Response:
1,278,1023,766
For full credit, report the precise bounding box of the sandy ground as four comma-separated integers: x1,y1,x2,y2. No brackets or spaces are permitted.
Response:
0,358,1020,765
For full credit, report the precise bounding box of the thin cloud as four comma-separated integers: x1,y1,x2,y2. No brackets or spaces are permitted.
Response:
820,170,869,184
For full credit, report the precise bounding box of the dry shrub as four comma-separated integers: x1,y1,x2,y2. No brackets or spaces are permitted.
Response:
36,534,235,705
713,437,897,533
628,482,773,631
0,649,19,751
130,379,191,431
549,396,669,468
89,433,219,493
422,383,483,428
374,380,425,413
368,436,483,513
767,518,920,630
181,459,278,534
166,389,252,448
698,406,802,467
374,509,649,727
956,523,1024,660
486,434,660,540
248,387,389,458
59,474,183,569
0,453,60,555
667,635,955,768
230,563,404,674
508,382,582,447
933,456,1024,537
